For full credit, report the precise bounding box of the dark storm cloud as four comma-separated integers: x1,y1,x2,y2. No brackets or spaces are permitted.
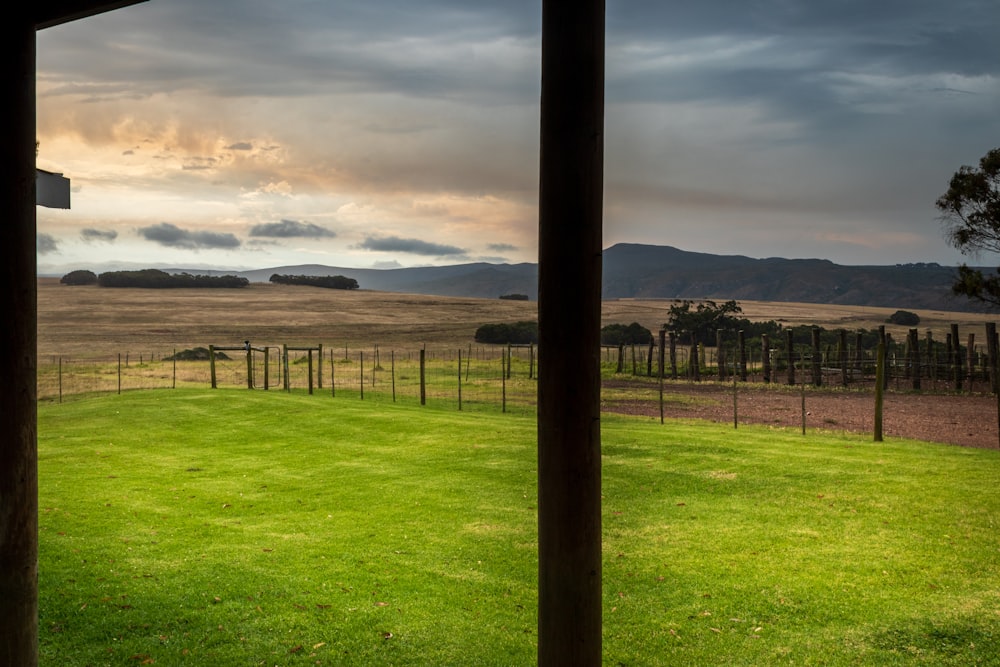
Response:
487,243,518,252
37,233,58,254
358,235,467,256
226,142,253,150
81,228,118,242
137,222,240,250
249,219,335,239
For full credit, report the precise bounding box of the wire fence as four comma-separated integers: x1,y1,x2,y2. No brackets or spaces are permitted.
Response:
39,330,1000,415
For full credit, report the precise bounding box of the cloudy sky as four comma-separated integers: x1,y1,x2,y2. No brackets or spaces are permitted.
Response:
35,0,1000,274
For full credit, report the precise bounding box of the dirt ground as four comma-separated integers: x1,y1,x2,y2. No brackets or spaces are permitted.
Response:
604,381,1000,450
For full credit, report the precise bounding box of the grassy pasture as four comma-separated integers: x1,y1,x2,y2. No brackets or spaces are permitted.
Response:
37,279,998,359
39,389,1000,665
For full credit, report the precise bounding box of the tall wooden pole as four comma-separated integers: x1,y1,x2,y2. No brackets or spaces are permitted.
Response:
538,1,605,664
0,17,38,665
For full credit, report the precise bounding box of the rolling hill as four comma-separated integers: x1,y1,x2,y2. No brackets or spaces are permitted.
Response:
167,243,978,312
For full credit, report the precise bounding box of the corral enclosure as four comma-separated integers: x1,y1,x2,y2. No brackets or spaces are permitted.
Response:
36,278,999,358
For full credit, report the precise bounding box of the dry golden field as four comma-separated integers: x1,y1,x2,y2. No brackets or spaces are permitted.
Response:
37,278,999,359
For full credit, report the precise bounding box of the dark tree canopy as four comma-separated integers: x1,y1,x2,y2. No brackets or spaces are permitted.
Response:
97,269,248,288
60,269,98,285
600,322,652,346
474,321,538,345
936,147,1000,307
269,274,359,290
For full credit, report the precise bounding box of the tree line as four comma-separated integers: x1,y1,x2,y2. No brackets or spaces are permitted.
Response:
269,274,360,290
62,269,248,288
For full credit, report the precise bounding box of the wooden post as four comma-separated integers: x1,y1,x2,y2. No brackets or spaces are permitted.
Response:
283,344,290,392
761,333,770,384
738,330,747,382
839,329,848,387
690,340,700,382
967,333,976,392
786,329,795,386
874,341,885,442
658,328,666,425
263,347,269,390
419,349,426,406
458,349,463,411
716,329,725,381
358,351,363,400
646,338,654,377
246,344,253,390
118,353,122,394
502,350,507,414
669,331,677,379
209,345,217,388
0,15,38,665
909,329,921,391
58,357,63,403
317,343,323,390
537,0,604,661
330,350,336,398
391,351,396,402
951,324,962,392
987,322,998,393
811,327,822,387
172,350,177,389
615,344,624,374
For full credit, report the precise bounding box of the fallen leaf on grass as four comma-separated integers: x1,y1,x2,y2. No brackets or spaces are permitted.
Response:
710,627,721,633
375,601,389,607
289,645,303,654
313,642,326,649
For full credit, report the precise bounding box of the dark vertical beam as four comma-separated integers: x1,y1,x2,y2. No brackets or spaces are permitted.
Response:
537,0,605,664
0,16,39,667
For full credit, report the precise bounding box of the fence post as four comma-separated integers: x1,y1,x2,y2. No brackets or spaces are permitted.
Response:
786,329,795,386
283,344,290,392
838,329,848,387
811,327,822,387
874,341,885,442
118,353,122,394
761,333,771,383
420,348,426,406
738,330,747,382
690,339,700,382
967,333,976,392
331,350,336,398
391,351,396,402
502,349,507,414
988,322,998,393
359,351,364,400
263,348,269,390
909,329,921,391
58,357,62,403
317,343,323,390
658,328,666,424
951,324,962,391
209,345,217,389
458,349,463,411
246,344,254,390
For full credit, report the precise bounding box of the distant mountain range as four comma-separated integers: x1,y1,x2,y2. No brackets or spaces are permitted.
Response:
159,242,982,311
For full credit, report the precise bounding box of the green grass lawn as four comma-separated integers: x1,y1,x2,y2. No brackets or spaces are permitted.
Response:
38,389,1000,665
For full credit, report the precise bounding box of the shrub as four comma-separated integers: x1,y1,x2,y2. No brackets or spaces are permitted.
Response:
499,293,529,301
887,310,920,326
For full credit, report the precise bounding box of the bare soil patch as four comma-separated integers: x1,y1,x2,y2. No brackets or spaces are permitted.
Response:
605,380,1000,450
